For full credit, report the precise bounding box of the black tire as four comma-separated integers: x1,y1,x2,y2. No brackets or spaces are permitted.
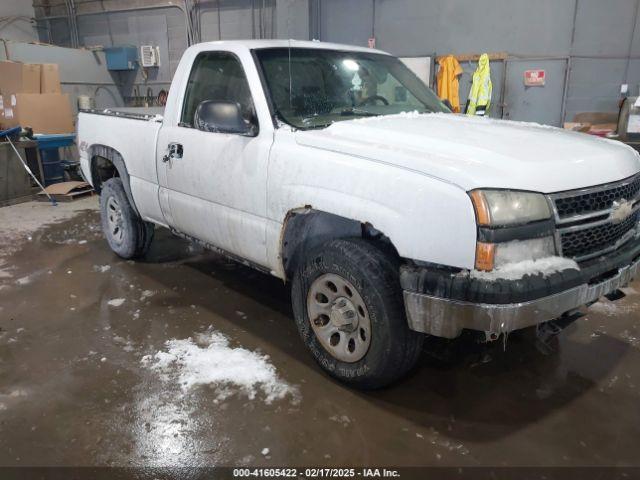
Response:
291,238,424,389
100,178,154,259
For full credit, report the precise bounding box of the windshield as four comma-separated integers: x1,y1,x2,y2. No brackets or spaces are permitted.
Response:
254,47,450,129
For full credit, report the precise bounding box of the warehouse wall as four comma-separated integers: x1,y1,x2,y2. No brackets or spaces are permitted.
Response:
37,1,283,104
0,1,39,42
314,0,640,125
39,6,187,103
0,40,124,112
75,7,188,101
31,0,639,125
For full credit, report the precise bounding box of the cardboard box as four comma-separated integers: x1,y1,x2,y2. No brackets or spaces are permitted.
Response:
588,123,617,137
40,64,62,94
0,93,74,134
0,61,41,94
563,122,591,132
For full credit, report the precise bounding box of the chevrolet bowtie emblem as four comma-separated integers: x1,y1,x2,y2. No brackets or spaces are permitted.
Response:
610,198,634,224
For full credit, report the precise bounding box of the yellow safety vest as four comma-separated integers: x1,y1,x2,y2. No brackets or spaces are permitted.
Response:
467,53,492,116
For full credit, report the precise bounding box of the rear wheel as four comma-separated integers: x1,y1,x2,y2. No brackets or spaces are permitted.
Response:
292,238,424,389
100,178,154,259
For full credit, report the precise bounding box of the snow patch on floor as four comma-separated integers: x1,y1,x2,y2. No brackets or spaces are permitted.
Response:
329,414,352,427
15,275,32,286
589,300,639,317
620,329,640,347
0,260,13,279
142,330,297,404
589,301,620,316
470,256,579,281
0,197,98,259
140,290,155,301
107,298,126,307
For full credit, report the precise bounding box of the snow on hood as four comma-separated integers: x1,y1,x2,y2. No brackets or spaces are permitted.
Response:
295,112,640,193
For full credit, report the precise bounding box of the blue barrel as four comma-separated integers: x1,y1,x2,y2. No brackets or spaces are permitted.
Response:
41,148,64,186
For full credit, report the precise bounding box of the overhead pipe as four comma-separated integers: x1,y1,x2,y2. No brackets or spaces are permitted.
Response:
62,0,78,47
70,0,81,47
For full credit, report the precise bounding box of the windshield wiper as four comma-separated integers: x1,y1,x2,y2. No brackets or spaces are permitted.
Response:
294,108,381,130
340,108,380,117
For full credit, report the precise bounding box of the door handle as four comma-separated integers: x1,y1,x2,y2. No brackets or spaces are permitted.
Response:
162,142,183,163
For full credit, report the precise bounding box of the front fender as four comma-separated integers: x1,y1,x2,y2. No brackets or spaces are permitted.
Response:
267,137,478,270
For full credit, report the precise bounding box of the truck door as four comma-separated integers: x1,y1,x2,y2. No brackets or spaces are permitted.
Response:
156,51,271,267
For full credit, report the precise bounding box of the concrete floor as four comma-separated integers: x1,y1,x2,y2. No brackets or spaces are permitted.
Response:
0,198,639,468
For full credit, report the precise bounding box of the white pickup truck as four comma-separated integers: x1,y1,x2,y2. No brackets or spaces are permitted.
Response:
79,40,640,388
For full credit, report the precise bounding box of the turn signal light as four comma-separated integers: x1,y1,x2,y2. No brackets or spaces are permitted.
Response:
469,190,491,226
475,242,495,271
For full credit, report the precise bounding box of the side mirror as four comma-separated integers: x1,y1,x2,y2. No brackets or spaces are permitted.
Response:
194,100,257,136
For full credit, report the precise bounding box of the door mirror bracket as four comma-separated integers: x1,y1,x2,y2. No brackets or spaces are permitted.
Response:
194,100,258,136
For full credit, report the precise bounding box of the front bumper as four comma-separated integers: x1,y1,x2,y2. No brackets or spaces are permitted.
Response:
402,241,640,339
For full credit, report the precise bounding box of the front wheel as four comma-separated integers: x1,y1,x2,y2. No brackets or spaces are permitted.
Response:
291,238,424,389
100,178,154,259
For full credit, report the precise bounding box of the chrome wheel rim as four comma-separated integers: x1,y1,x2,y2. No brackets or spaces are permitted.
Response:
307,273,371,363
106,196,125,244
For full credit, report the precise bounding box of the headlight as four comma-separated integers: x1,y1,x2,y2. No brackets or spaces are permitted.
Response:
470,190,552,226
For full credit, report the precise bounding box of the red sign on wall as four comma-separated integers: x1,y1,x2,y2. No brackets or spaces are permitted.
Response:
524,70,546,86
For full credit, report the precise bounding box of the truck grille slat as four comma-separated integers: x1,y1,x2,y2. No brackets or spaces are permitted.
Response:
560,211,639,259
554,175,640,219
551,174,640,262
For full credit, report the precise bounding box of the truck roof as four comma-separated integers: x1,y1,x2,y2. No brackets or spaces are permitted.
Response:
189,39,391,56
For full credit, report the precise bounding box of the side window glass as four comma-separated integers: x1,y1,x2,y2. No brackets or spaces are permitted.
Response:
180,52,255,128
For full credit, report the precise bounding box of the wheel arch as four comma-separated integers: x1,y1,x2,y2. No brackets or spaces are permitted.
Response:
280,208,401,280
89,144,139,216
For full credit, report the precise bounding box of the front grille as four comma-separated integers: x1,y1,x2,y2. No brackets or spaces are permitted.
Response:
554,174,640,219
560,211,639,259
551,174,640,262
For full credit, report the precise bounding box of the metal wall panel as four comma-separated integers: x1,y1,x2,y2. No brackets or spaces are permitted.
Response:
504,59,567,125
571,0,638,56
0,0,39,43
318,0,373,47
632,8,640,55
276,0,309,39
627,59,640,95
565,58,628,121
200,0,277,41
372,0,575,56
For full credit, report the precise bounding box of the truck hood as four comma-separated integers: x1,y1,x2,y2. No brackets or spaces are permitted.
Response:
295,113,640,193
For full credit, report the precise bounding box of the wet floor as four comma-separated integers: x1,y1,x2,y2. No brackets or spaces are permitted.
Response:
0,200,639,468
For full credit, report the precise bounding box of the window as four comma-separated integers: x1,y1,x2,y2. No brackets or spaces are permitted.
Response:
180,51,256,128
